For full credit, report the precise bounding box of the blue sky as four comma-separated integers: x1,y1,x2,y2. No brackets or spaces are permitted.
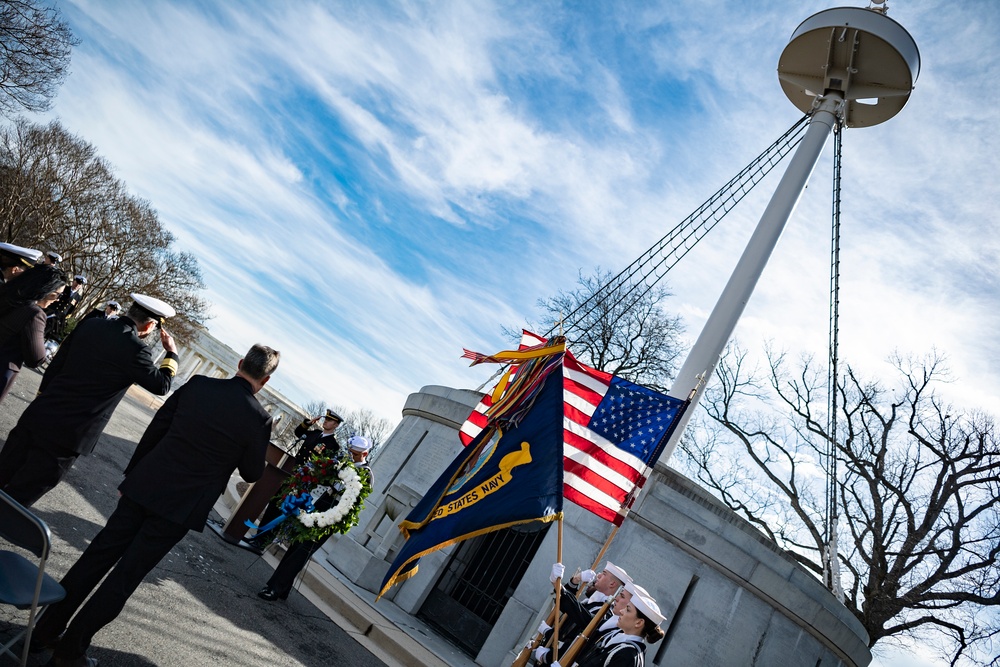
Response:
28,2,999,661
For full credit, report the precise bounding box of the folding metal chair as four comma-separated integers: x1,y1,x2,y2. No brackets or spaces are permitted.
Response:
0,489,66,666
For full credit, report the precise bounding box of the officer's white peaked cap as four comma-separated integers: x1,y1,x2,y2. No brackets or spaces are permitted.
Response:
131,293,176,319
0,242,42,266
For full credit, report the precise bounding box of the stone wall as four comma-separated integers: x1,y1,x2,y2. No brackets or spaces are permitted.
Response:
325,385,871,667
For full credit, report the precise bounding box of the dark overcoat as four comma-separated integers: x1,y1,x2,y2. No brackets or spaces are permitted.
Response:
120,374,271,531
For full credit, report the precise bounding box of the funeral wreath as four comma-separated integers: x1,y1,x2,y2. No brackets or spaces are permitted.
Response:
263,452,373,545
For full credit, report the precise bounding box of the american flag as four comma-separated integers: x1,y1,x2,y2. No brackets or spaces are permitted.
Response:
562,351,685,524
459,332,686,525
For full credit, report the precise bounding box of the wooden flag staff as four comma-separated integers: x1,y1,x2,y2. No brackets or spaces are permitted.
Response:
552,517,563,663
556,583,623,667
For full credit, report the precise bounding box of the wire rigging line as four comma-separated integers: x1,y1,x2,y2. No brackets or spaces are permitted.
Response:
477,112,813,392
823,118,844,601
546,112,812,342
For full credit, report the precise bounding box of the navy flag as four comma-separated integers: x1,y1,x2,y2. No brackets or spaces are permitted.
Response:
378,364,564,599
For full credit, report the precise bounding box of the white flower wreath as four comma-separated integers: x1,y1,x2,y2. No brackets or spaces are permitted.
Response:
297,464,366,530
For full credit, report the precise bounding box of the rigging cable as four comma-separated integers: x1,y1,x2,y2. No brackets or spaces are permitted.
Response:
477,112,812,391
549,113,811,342
824,118,845,602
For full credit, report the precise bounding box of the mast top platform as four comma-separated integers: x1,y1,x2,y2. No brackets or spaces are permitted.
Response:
777,7,920,128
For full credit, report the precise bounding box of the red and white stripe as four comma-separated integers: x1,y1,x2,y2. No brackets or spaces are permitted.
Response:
458,330,547,447
562,352,647,524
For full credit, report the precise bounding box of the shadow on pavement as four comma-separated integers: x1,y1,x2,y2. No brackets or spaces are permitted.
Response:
0,374,386,667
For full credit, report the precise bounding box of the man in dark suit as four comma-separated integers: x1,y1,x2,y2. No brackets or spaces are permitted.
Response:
32,344,281,667
0,293,179,506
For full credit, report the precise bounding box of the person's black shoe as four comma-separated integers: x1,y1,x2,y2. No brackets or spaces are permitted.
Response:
241,538,265,556
257,587,287,601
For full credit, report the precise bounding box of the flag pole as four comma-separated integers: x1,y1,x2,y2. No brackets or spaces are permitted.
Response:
511,509,624,666
552,516,564,663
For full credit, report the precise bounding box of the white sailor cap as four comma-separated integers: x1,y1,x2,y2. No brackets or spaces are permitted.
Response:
602,561,632,586
46,251,62,262
106,300,120,310
74,274,87,284
623,581,649,599
347,435,372,453
0,242,42,267
130,293,176,321
632,591,665,626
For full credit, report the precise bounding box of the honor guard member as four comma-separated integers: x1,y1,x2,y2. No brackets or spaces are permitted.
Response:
0,293,180,506
567,590,666,667
44,274,87,339
46,273,86,317
0,242,42,284
82,300,120,321
535,562,632,665
31,344,279,667
257,435,374,601
43,250,63,266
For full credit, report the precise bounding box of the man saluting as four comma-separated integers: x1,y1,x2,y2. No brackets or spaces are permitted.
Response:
0,293,179,506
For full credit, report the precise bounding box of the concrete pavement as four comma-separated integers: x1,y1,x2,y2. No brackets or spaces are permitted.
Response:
0,367,467,667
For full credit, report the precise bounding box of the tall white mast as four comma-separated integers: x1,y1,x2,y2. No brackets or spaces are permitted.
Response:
660,7,920,460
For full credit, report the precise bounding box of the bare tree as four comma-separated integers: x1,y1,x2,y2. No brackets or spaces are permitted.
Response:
330,403,395,456
0,0,76,116
679,344,1000,665
512,267,685,392
0,118,208,342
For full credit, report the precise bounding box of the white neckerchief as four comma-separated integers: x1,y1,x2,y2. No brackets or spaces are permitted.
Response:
598,615,619,633
598,629,643,648
586,591,609,605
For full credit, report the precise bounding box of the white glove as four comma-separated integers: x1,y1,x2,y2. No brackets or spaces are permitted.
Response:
552,662,563,667
550,562,565,584
579,568,596,583
537,620,552,634
534,646,551,662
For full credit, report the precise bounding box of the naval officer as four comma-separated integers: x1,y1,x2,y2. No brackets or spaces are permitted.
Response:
0,242,41,284
257,434,374,601
32,344,280,667
246,408,344,550
0,293,180,506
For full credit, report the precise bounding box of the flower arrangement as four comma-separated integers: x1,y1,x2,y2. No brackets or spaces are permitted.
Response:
272,452,373,545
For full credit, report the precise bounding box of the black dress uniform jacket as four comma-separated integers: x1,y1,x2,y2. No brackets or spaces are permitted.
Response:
120,374,271,530
0,302,47,402
30,373,272,660
292,420,341,463
25,315,178,455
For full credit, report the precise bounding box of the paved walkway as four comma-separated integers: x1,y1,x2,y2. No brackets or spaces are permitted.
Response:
0,368,474,667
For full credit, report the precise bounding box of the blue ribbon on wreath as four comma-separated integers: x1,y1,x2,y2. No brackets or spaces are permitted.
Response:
244,491,315,536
